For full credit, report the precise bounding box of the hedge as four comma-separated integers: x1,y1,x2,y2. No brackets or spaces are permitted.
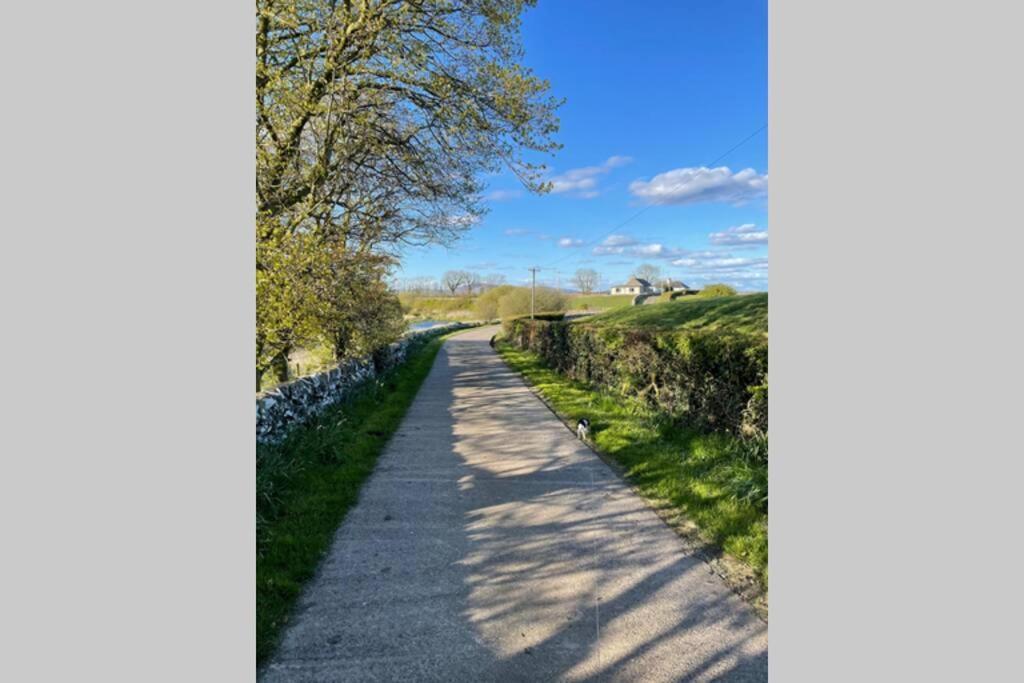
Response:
503,317,767,436
506,311,566,322
657,290,691,302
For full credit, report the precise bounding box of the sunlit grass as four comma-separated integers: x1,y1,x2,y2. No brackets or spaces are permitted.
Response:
569,293,635,311
581,292,767,337
256,331,461,664
497,342,768,584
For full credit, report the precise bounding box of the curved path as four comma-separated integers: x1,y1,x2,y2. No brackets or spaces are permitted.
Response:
261,326,767,682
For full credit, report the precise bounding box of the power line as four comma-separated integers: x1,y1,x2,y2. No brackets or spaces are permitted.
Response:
527,267,540,319
543,123,767,270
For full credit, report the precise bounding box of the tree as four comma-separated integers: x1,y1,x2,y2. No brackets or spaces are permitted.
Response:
464,272,482,295
314,246,405,362
255,0,562,381
442,270,467,296
572,268,600,294
635,263,662,284
256,0,561,236
256,232,332,388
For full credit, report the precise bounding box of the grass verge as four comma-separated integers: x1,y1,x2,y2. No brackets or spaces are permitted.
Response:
256,331,455,664
496,342,767,589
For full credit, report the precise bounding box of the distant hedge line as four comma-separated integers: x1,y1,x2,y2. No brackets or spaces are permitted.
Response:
503,318,767,436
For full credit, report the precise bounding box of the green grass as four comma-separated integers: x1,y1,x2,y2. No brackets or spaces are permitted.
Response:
258,342,337,392
256,331,458,664
580,292,767,336
569,293,635,311
496,342,767,585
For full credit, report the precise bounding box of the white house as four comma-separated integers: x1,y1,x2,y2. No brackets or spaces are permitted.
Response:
662,279,692,293
610,276,656,296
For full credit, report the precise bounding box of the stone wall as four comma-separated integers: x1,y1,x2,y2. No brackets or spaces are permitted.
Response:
256,323,474,443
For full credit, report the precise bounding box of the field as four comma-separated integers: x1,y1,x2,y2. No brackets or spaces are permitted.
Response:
581,292,767,336
568,293,635,312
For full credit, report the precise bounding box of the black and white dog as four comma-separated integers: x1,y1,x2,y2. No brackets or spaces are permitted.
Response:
576,418,591,441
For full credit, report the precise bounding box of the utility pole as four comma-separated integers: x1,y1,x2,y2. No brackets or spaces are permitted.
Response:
528,267,540,319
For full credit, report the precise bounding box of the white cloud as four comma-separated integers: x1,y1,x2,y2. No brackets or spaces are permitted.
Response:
670,254,769,272
558,237,585,248
633,243,666,256
708,223,769,246
592,235,633,255
629,166,767,205
589,233,768,287
504,228,529,236
592,234,684,259
485,189,523,201
548,156,633,197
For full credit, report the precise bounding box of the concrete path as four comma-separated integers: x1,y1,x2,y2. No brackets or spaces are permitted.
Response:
261,326,767,682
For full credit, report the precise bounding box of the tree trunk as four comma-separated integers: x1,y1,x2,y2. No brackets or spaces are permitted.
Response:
271,345,291,383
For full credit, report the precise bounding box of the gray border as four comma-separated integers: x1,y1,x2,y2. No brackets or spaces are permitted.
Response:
772,1,1023,680
1,0,254,679
3,1,1024,679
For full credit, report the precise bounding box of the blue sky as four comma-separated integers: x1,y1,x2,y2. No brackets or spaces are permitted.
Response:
398,0,767,292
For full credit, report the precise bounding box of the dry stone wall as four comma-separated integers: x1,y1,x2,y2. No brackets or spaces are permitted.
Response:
256,323,474,442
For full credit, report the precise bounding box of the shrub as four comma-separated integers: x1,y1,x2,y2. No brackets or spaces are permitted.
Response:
698,283,738,297
496,286,568,320
504,318,767,436
742,380,768,437
473,285,516,320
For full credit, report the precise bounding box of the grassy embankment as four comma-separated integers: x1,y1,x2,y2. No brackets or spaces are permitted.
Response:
256,329,465,664
587,291,767,336
497,294,768,583
568,293,634,311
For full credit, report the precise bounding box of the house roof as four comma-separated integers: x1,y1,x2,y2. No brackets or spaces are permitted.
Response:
620,276,651,288
667,279,688,288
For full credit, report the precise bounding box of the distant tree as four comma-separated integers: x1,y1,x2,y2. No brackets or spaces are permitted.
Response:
484,273,507,287
635,263,662,284
464,272,482,295
442,270,467,295
572,268,600,294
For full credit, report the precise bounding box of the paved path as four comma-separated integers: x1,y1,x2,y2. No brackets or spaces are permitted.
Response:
261,327,767,682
